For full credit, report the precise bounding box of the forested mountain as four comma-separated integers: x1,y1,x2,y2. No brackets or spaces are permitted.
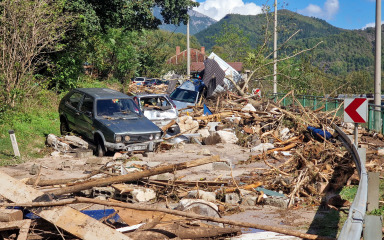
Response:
194,9,380,75
155,8,217,35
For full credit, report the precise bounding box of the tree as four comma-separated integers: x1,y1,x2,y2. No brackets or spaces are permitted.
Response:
70,0,199,32
0,0,71,108
211,23,252,62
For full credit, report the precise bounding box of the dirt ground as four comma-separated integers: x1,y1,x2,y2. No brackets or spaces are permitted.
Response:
0,142,329,237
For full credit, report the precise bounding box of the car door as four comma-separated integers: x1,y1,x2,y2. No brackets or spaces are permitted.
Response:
64,92,84,132
77,94,94,140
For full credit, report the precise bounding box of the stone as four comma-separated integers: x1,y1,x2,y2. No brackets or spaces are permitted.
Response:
216,130,238,144
251,143,274,153
225,193,240,205
75,149,93,158
242,196,258,206
179,116,199,134
29,164,40,175
241,103,256,112
150,172,175,181
212,162,231,171
51,151,61,157
64,135,89,149
187,190,216,202
199,149,211,156
197,128,210,138
264,197,290,208
203,133,221,145
131,188,156,202
113,152,123,160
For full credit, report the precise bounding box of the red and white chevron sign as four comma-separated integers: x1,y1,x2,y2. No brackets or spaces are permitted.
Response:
344,98,368,123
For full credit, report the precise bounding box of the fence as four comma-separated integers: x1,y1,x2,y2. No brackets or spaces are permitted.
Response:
268,93,384,133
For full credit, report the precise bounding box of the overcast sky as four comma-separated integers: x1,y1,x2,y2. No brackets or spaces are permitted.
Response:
194,0,380,30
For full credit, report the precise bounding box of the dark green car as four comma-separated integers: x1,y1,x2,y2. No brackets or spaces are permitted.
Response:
59,88,162,156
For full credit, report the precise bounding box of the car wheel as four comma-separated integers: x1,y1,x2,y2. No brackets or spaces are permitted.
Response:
60,119,70,136
95,139,105,157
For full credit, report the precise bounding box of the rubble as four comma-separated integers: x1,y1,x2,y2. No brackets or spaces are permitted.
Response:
5,87,381,240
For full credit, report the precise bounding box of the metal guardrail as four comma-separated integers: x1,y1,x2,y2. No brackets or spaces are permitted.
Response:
333,124,367,240
267,93,384,133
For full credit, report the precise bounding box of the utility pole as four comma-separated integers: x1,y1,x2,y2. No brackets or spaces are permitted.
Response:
187,17,191,79
374,0,382,131
273,0,278,95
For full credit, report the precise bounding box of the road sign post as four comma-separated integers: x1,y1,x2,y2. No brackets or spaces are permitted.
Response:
344,98,368,147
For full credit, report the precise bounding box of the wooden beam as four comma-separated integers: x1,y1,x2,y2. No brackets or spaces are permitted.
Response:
0,171,131,240
48,155,221,196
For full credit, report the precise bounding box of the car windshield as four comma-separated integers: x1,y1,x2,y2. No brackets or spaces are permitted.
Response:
169,88,198,103
96,98,141,117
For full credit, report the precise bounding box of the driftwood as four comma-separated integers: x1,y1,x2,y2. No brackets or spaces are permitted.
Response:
7,197,335,240
48,155,221,196
160,120,176,132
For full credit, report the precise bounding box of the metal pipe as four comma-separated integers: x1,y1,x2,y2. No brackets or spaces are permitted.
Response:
374,0,382,131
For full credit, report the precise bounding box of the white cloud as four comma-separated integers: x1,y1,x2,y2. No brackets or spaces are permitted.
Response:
193,0,263,21
362,21,384,29
298,0,339,20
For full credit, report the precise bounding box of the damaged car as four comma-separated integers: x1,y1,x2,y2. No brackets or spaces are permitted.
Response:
59,88,162,157
134,94,180,134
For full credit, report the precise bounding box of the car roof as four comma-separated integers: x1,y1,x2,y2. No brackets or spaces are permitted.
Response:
74,88,132,99
135,93,168,98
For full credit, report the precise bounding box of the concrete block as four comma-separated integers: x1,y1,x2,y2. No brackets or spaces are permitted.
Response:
264,197,290,208
187,190,216,202
212,162,231,171
225,193,240,205
131,188,156,202
242,196,258,206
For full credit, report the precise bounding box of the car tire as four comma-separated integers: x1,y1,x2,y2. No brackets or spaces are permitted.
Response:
95,139,105,157
60,119,70,136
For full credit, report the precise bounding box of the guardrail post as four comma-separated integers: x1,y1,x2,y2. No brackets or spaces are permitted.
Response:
8,130,20,157
364,172,381,240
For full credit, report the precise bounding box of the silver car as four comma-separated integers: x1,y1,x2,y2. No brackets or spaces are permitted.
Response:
134,94,180,134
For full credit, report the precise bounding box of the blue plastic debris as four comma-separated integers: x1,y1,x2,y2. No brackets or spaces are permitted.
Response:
307,126,332,140
203,104,213,115
22,208,121,222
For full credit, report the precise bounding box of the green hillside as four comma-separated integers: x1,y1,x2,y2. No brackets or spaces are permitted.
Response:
195,9,379,75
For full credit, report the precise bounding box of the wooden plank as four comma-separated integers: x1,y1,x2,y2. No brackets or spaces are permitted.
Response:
0,219,31,240
0,171,130,240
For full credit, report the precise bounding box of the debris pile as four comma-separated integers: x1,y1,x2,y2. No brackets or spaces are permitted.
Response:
4,88,384,239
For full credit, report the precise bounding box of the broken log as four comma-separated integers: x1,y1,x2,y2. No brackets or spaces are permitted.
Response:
48,155,221,196
160,120,176,132
4,197,335,240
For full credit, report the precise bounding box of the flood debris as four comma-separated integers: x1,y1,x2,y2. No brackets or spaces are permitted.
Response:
11,86,384,239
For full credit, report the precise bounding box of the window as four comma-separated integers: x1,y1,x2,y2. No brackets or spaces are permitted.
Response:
68,92,83,109
81,96,93,113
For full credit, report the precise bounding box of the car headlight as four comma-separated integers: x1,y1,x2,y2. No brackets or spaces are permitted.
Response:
115,135,122,143
155,133,161,140
149,134,153,140
124,135,130,142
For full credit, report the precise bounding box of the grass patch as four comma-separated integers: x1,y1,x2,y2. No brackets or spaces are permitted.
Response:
0,80,124,164
339,185,358,203
0,90,60,164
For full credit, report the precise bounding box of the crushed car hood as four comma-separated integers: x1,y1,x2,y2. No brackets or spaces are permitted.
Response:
96,116,161,134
